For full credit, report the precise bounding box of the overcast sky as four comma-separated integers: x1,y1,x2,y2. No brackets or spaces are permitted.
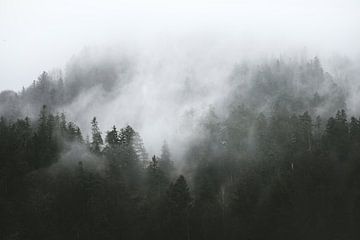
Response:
0,0,359,91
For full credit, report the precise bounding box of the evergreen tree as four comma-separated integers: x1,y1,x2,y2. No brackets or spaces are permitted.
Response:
90,117,103,154
132,131,148,164
162,175,192,240
105,125,119,147
146,155,168,199
325,109,350,160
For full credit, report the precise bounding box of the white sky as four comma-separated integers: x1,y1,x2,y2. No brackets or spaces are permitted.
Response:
0,0,359,91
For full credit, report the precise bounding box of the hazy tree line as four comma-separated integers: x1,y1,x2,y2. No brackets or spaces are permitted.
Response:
1,57,360,239
0,56,348,121
0,53,132,120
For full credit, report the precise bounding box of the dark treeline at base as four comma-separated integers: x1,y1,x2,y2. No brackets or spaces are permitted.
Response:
1,105,360,240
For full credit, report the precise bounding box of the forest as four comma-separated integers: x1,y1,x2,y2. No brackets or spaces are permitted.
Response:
1,57,360,240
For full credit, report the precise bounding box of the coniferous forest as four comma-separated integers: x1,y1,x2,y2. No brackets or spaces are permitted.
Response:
1,56,360,240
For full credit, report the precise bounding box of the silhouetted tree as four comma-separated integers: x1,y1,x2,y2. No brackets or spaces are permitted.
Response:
90,117,103,154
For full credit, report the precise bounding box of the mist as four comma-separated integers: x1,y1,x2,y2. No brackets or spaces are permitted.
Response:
1,0,360,156
1,1,360,239
1,0,359,151
1,0,359,89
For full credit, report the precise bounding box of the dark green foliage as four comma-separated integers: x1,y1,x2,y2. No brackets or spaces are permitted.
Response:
1,57,360,239
161,175,192,240
2,107,360,239
325,109,350,160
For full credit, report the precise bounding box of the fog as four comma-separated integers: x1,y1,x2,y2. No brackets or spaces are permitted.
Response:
1,0,359,90
2,1,360,238
1,0,360,156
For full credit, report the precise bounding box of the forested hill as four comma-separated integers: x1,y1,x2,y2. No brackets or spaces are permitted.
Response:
0,56,347,124
2,56,360,239
0,52,133,120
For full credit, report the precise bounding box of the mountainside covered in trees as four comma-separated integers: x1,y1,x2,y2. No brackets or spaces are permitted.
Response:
1,56,360,239
0,55,350,136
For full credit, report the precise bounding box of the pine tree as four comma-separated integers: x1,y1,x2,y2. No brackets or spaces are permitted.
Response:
132,131,148,164
32,105,57,168
325,110,350,160
162,175,192,240
105,125,119,147
90,117,103,154
146,155,168,199
299,111,312,151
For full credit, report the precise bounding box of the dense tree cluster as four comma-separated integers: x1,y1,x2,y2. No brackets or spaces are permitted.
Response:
1,105,360,239
0,106,181,239
1,57,360,239
184,106,360,240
